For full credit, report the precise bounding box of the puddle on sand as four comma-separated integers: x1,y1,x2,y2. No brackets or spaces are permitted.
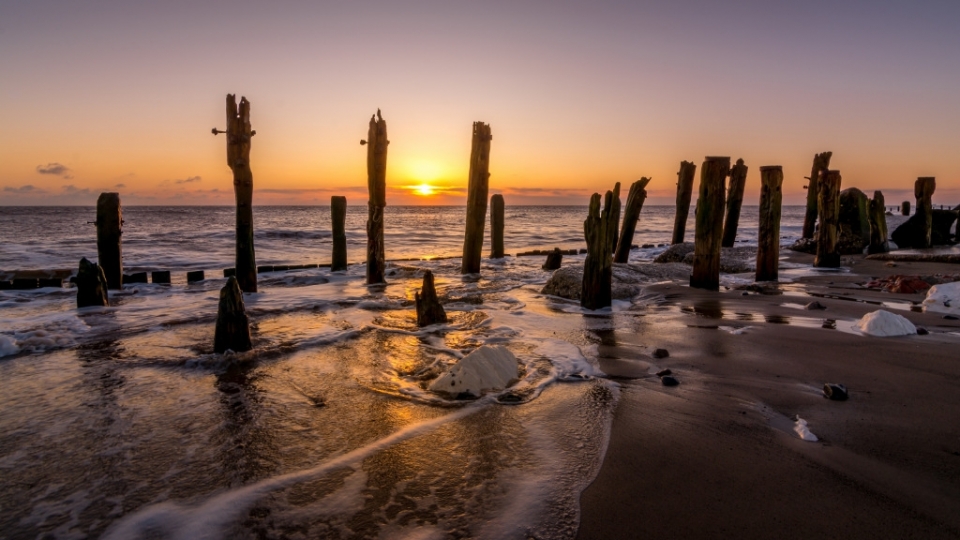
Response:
780,289,921,312
678,304,860,334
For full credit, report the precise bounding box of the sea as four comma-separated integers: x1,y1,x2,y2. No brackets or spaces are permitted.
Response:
0,205,806,540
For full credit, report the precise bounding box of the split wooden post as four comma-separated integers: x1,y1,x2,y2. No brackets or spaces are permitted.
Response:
219,94,258,293
461,122,492,274
801,151,833,239
915,177,936,248
614,178,651,263
490,194,505,258
671,161,697,244
214,276,252,353
581,189,617,309
721,159,748,247
867,190,889,254
96,192,122,290
415,270,447,327
901,201,910,216
363,110,388,284
755,166,783,282
690,157,730,291
76,257,109,308
609,182,622,254
331,196,348,271
814,170,842,268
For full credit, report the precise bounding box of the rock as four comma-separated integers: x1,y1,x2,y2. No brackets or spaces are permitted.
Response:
652,348,670,359
916,327,929,335
945,314,960,320
804,301,827,310
787,237,817,254
660,375,679,387
892,209,958,248
656,368,672,377
823,383,849,401
415,270,447,327
837,188,870,254
542,248,563,270
736,283,782,295
654,242,695,263
854,309,917,337
214,276,252,353
428,345,518,397
541,265,641,301
76,257,109,308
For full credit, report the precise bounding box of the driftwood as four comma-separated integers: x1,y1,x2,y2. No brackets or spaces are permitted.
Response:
331,196,347,271
868,191,889,254
96,193,122,290
690,157,729,290
802,151,833,239
608,182,622,254
214,276,252,353
490,194,504,258
581,190,618,309
224,95,257,293
721,159,748,247
915,177,936,248
542,248,563,270
363,110,388,284
614,178,650,263
76,257,108,308
814,170,842,268
756,166,783,282
415,270,447,327
671,161,696,244
461,122,492,274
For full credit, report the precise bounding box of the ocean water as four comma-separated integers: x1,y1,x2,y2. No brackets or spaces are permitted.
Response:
0,205,803,540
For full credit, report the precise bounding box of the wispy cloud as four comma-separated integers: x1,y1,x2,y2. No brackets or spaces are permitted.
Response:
174,175,202,184
115,183,126,188
61,184,93,196
3,184,47,194
36,162,73,179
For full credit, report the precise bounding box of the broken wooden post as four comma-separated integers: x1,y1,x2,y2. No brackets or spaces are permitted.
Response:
609,182,622,254
331,196,348,271
461,121,492,274
415,270,447,327
901,201,910,216
214,276,252,353
614,178,651,263
581,190,617,309
690,157,729,290
362,110,388,284
802,152,833,239
96,192,122,290
867,190,889,254
671,161,696,244
490,194,505,258
76,257,108,308
915,177,936,248
814,170,842,268
217,94,258,293
542,248,563,270
755,166,783,282
721,159,748,247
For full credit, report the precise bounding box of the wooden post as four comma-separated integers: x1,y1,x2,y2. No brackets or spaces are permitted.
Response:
96,192,122,290
542,248,563,270
222,94,257,293
755,166,783,282
814,170,842,268
609,182,622,254
690,157,729,290
801,151,833,239
490,194,505,258
214,276,252,353
867,190,889,254
76,257,108,308
581,189,617,309
331,196,348,271
901,201,910,215
461,122,492,274
614,178,651,263
671,161,696,244
415,270,447,327
721,159,748,247
915,177,936,248
363,110,388,284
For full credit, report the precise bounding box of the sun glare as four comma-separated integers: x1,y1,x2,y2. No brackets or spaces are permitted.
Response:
413,183,435,196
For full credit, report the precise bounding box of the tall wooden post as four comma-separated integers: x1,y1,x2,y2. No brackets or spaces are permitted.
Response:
96,192,122,290
363,110,388,284
721,159,748,247
755,166,783,282
915,177,936,248
222,94,257,293
802,151,833,239
581,190,617,309
331,196,348,271
490,194,505,258
690,157,729,291
614,178,651,263
461,122,492,274
609,182,622,254
867,190,889,254
671,161,696,244
901,201,910,216
814,170,842,268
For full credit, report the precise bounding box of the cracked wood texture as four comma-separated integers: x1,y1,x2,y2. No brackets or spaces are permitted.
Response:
96,192,122,290
721,159,748,247
331,196,348,271
490,194,505,258
814,170,842,268
614,178,651,263
461,122,492,274
915,177,936,249
415,270,447,327
755,166,783,282
581,189,617,309
226,94,257,293
691,157,729,290
671,161,696,244
365,110,388,284
802,151,832,239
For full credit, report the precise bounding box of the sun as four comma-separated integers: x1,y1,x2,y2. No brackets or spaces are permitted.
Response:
413,183,435,196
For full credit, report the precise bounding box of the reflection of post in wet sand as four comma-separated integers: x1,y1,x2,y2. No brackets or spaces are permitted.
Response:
215,361,279,485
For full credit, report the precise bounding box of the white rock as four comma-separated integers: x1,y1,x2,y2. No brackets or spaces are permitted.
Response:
0,335,18,357
793,417,818,442
428,345,518,397
854,309,917,337
922,281,960,316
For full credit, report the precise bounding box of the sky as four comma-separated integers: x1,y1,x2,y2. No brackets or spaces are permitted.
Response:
1,0,959,206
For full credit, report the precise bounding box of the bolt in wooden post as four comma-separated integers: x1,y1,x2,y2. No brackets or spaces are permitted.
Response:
490,194,505,258
415,270,447,327
581,189,617,309
755,166,783,282
915,177,936,248
76,257,109,308
461,122,492,274
867,190,889,254
671,161,696,244
214,276,252,353
331,196,348,271
614,178,651,263
96,192,122,290
363,110,388,284
223,94,257,293
801,151,833,239
690,157,730,291
721,159,748,247
814,170,842,268
901,201,910,216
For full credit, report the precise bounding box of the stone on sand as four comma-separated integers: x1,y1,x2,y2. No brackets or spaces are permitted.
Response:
854,310,917,337
428,345,519,397
922,281,960,317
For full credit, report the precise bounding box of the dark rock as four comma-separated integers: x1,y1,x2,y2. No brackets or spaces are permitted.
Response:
737,284,782,295
541,265,641,301
151,270,171,284
652,348,670,359
660,375,680,387
498,392,523,403
892,209,958,248
186,270,205,283
415,270,447,327
787,237,817,254
76,257,108,308
654,242,695,263
542,248,563,270
804,301,827,310
823,383,849,401
916,327,929,335
656,368,672,377
455,391,478,400
944,314,959,320
837,188,870,255
214,276,252,353
641,243,654,248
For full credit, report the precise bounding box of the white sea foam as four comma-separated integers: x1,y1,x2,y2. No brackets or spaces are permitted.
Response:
0,334,18,357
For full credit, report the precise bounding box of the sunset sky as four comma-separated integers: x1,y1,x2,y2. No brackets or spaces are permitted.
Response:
2,0,958,206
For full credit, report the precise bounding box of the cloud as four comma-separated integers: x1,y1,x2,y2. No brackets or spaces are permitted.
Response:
36,162,73,179
61,184,93,196
3,184,48,194
174,175,202,184
115,183,126,188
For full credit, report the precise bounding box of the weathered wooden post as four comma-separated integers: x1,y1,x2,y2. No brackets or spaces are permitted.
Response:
915,177,936,248
461,122,492,274
690,157,729,290
614,178,651,263
214,276,252,353
867,190,889,254
96,192,122,290
542,248,563,270
581,190,617,309
755,166,783,282
362,110,388,284
901,201,910,216
76,257,108,308
608,182,622,254
490,194,505,258
802,151,833,239
415,270,447,327
814,170,842,268
331,196,348,271
721,159,748,247
671,161,696,244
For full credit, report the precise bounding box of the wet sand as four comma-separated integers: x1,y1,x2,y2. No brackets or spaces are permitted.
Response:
577,253,960,539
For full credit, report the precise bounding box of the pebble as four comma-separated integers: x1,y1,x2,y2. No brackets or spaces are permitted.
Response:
944,315,959,320
916,327,929,335
656,369,672,377
804,301,827,310
652,348,670,359
661,376,680,387
823,383,849,401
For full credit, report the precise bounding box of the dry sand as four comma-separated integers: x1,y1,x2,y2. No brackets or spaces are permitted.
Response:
577,252,960,539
